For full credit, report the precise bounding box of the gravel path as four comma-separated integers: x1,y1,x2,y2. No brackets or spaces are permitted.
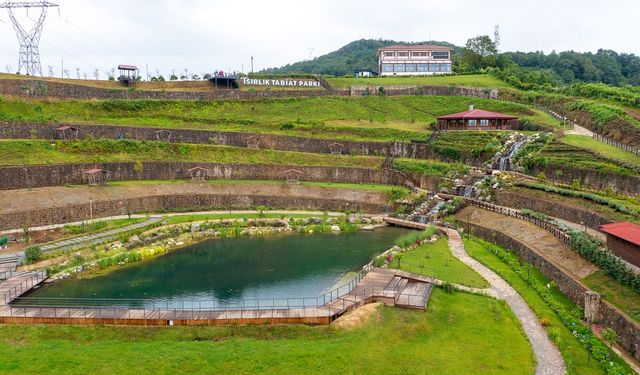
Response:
566,124,594,137
442,227,566,375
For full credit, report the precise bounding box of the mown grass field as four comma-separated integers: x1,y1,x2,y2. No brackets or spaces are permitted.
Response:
393,237,489,288
0,95,558,141
464,237,633,375
326,74,513,89
0,290,535,375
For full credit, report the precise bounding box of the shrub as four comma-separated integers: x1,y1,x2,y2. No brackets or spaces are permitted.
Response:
394,226,437,248
25,246,42,263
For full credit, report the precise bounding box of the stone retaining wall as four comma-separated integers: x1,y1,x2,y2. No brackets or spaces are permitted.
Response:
494,190,613,229
2,193,389,229
533,165,640,196
0,122,431,159
467,222,640,361
0,162,437,191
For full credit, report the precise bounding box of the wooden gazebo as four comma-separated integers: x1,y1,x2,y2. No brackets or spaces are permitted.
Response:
155,130,173,142
245,136,261,149
328,142,344,155
56,125,79,140
284,169,303,184
188,167,208,182
85,168,110,186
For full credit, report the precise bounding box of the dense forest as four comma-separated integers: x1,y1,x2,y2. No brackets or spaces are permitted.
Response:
264,38,640,87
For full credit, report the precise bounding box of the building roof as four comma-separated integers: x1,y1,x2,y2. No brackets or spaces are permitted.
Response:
600,222,640,247
284,169,303,174
437,109,518,120
56,125,77,131
379,44,452,52
118,64,138,71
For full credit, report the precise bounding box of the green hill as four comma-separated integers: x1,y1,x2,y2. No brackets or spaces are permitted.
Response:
262,39,460,77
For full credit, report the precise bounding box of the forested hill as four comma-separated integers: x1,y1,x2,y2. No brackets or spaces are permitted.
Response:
263,38,640,87
262,39,460,76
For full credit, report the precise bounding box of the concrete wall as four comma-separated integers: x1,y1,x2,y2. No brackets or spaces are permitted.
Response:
494,190,613,229
467,222,640,361
0,122,432,159
349,85,499,99
2,193,389,229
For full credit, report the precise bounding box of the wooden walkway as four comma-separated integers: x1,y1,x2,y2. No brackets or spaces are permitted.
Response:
383,217,429,230
0,268,433,326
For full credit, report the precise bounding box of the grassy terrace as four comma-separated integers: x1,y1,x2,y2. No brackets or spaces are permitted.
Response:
561,134,640,168
0,139,383,168
392,237,489,288
326,74,513,89
464,237,633,375
582,271,640,322
0,290,535,375
0,95,558,141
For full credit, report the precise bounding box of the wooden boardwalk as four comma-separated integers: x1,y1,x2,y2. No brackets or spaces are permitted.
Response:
383,217,429,230
0,268,434,326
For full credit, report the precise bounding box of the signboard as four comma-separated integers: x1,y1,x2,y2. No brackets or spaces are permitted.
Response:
240,77,322,88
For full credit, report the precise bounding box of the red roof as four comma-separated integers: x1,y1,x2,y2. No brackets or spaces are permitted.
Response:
600,222,640,246
379,44,452,51
438,109,518,120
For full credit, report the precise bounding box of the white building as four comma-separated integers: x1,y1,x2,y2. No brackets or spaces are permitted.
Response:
377,44,453,76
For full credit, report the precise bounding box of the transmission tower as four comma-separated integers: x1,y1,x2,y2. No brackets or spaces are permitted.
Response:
494,24,501,53
1,2,58,76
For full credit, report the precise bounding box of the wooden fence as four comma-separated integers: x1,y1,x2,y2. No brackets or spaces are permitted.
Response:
593,133,640,156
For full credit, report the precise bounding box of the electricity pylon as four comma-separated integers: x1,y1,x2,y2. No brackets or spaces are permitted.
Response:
0,1,59,76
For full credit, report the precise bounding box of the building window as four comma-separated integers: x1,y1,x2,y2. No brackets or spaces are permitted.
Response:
432,51,449,59
383,51,395,57
412,52,428,57
468,120,477,127
394,64,405,72
441,63,452,72
397,52,409,57
405,64,417,72
382,64,394,72
480,119,489,127
417,64,428,72
428,63,439,72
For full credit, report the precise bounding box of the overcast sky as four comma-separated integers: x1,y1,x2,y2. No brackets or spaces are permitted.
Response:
0,0,638,78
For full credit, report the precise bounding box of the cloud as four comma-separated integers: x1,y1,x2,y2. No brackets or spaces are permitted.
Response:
0,0,638,77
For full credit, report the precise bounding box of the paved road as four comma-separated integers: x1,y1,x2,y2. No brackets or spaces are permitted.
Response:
442,227,566,375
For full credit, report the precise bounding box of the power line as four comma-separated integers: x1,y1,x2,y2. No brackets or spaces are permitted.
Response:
62,18,135,63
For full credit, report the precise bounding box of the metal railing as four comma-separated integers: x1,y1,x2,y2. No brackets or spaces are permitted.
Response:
5,284,430,321
593,133,640,156
1,272,46,304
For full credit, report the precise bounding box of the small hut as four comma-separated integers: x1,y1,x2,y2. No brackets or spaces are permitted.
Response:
85,168,110,186
188,167,208,182
56,125,79,140
245,136,260,149
284,169,303,184
117,64,139,85
328,142,344,155
155,130,173,142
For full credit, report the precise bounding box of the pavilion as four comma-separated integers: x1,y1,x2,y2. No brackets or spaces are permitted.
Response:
437,103,518,131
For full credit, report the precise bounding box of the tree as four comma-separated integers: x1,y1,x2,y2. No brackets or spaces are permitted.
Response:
461,35,497,72
191,74,201,80
169,74,178,81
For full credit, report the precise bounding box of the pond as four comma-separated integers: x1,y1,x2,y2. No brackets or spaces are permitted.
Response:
25,227,407,308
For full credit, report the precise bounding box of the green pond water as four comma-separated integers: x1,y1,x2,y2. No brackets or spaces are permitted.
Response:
27,227,407,308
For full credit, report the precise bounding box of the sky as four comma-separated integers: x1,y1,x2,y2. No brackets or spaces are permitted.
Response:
0,0,638,79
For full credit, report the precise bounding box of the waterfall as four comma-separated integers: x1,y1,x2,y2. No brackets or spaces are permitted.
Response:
494,139,526,171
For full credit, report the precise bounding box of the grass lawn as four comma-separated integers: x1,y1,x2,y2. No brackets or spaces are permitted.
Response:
0,95,559,140
162,212,335,225
0,290,535,375
582,270,640,322
392,237,489,288
326,74,513,89
464,237,633,375
63,218,144,236
561,134,640,168
0,139,383,169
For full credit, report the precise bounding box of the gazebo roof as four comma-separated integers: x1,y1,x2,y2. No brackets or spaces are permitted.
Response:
155,129,172,133
85,168,107,175
56,125,78,131
188,167,208,172
284,169,303,174
438,109,518,120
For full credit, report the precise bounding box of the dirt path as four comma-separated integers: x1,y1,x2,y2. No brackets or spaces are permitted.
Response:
457,207,598,279
566,124,594,137
442,227,566,375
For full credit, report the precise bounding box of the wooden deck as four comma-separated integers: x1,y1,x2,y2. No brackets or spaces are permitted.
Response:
383,217,429,230
0,268,434,326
